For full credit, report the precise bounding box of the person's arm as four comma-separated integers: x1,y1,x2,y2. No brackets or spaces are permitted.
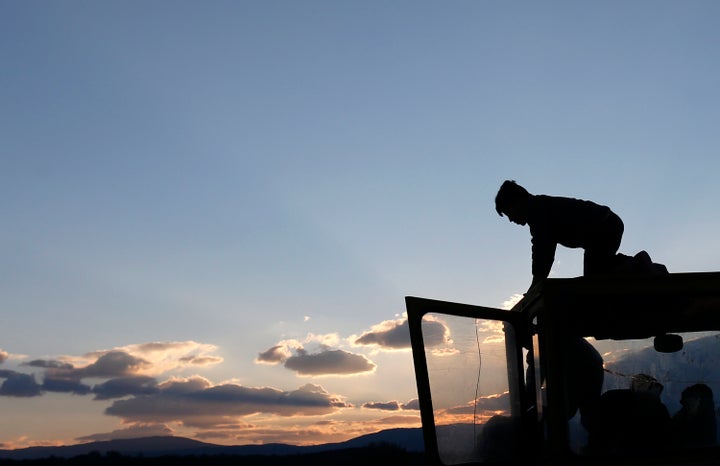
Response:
531,234,556,288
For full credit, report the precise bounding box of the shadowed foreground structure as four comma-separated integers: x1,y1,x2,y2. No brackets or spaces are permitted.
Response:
407,271,720,465
0,444,426,466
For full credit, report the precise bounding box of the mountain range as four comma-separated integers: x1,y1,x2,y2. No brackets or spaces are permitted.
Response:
0,427,424,461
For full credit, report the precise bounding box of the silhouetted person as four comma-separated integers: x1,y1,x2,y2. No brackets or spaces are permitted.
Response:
670,383,717,448
561,336,605,431
495,180,624,292
585,374,671,454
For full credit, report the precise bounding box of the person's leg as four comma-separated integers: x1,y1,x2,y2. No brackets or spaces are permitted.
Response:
584,214,624,276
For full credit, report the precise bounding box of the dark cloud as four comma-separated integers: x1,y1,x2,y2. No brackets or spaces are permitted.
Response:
92,376,159,400
284,348,376,376
42,375,91,395
159,376,210,395
419,319,452,347
3,339,227,396
29,351,149,383
474,392,510,411
362,398,420,411
24,359,74,370
0,342,224,403
354,318,449,349
401,398,420,410
355,319,411,349
79,351,149,378
256,345,290,364
105,378,351,426
28,359,147,397
0,370,42,397
22,351,151,397
362,401,400,411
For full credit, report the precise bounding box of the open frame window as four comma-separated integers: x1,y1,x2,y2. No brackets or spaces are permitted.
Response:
406,297,537,465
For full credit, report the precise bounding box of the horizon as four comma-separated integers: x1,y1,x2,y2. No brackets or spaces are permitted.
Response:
3,0,720,450
0,425,423,452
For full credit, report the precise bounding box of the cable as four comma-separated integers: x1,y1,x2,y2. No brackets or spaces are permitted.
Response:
473,318,482,449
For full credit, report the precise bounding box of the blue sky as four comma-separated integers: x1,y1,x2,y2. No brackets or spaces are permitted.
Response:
2,0,720,448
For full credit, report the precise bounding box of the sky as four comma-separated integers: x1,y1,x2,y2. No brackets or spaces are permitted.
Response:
2,0,720,450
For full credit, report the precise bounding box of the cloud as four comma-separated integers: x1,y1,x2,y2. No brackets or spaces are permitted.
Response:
305,333,341,347
25,359,74,370
0,350,8,364
192,415,422,447
444,392,510,416
28,351,150,385
401,398,420,410
353,316,451,351
354,318,411,349
75,341,223,376
28,351,151,396
92,376,159,400
362,398,420,411
126,342,199,353
0,437,65,450
80,351,150,377
179,355,223,366
257,340,376,376
76,423,174,443
372,414,422,426
420,318,452,347
256,345,292,364
158,375,211,394
501,293,524,310
354,315,450,350
105,377,352,426
206,422,345,446
473,392,511,412
41,375,91,395
362,401,400,411
0,370,42,397
284,348,376,376
3,341,223,399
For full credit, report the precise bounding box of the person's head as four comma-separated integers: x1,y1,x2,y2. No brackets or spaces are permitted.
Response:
681,383,715,414
631,373,664,398
495,180,530,225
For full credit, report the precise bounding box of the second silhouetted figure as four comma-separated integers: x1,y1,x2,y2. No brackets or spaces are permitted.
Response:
495,180,624,292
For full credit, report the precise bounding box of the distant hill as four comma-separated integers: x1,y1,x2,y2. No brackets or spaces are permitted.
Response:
0,427,424,461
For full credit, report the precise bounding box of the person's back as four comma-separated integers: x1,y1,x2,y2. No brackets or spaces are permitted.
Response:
527,194,621,279
527,195,614,249
586,388,671,454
